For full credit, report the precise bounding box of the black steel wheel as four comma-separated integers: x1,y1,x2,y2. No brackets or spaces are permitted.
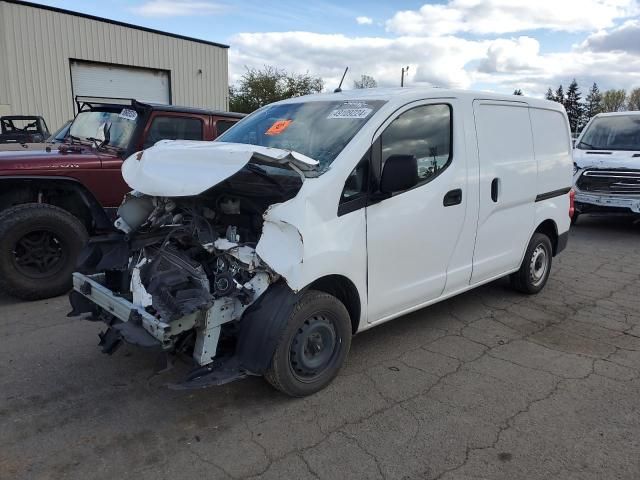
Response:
0,203,88,300
265,290,352,397
510,232,553,295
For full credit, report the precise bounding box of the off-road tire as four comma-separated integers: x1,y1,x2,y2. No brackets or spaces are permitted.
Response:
510,232,553,295
0,203,88,300
265,290,352,397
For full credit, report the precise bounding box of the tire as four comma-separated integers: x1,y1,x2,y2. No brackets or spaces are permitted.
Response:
265,290,352,397
0,203,88,300
510,232,553,295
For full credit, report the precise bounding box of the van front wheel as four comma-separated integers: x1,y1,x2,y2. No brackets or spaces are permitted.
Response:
265,290,352,397
510,233,553,295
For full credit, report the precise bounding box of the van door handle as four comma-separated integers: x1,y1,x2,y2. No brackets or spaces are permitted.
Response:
491,178,499,202
443,188,462,206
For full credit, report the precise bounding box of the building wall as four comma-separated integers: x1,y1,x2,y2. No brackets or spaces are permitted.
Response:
0,3,11,115
0,1,229,130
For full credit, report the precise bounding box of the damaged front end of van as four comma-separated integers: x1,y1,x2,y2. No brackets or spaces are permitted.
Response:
68,141,317,388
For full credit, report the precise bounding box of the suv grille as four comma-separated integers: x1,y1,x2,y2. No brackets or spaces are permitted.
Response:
577,169,640,195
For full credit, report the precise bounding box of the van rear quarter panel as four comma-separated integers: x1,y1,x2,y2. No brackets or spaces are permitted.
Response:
530,108,573,196
529,107,572,237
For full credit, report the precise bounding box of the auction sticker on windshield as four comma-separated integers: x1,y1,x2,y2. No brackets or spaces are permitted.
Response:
327,102,373,119
265,119,293,136
119,108,138,121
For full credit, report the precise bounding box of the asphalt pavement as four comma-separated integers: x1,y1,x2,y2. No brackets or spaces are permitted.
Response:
1,215,639,480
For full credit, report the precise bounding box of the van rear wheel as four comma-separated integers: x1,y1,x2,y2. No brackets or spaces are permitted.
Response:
265,290,352,397
510,233,553,295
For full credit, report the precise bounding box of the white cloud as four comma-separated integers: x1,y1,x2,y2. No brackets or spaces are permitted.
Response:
355,16,373,25
228,1,640,98
230,31,492,90
229,29,640,98
386,0,638,35
477,36,542,74
472,47,640,95
581,20,640,53
132,0,224,17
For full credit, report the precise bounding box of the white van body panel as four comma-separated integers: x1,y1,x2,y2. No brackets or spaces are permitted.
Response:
530,108,573,195
471,100,537,284
365,99,468,323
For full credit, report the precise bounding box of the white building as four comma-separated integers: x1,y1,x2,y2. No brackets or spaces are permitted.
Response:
0,0,230,130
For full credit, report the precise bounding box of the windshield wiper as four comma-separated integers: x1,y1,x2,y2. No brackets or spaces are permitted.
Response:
577,141,600,150
84,137,123,154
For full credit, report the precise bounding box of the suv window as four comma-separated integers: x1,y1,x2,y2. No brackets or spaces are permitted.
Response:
216,120,235,136
381,104,452,187
143,116,203,148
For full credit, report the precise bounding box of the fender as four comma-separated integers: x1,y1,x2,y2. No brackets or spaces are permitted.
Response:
236,280,303,374
0,175,113,230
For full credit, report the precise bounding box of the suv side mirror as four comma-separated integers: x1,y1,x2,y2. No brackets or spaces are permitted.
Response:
380,154,418,194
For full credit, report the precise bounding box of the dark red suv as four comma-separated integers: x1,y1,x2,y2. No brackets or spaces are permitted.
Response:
0,97,243,300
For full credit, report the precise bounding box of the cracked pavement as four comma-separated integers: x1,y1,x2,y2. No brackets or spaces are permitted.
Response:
2,216,640,480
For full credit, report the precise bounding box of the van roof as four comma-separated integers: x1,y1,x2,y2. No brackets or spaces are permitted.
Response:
276,87,564,111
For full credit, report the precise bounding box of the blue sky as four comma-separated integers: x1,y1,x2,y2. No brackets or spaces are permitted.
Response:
33,1,425,38
32,0,640,96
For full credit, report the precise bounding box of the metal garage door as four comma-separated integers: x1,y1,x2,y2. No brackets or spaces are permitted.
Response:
70,61,170,104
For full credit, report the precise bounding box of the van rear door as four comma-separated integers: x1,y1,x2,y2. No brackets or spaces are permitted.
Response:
471,100,536,284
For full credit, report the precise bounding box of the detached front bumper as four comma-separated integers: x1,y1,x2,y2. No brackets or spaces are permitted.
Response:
69,272,250,388
69,272,171,352
72,272,171,347
574,191,640,214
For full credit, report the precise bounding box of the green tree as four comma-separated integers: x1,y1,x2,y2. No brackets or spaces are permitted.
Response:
583,83,603,123
513,89,523,96
627,87,640,111
354,74,378,89
545,88,555,101
601,89,627,112
229,66,324,114
564,79,583,133
554,85,565,105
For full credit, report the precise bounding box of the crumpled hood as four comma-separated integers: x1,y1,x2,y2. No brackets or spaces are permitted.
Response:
573,148,640,170
122,140,318,197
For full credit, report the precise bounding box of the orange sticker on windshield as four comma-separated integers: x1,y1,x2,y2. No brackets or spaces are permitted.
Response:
265,119,292,136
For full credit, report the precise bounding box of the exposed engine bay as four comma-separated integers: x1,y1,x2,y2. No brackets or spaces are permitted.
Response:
69,159,306,386
116,191,274,317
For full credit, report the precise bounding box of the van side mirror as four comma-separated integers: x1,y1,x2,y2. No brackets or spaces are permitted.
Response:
380,154,418,194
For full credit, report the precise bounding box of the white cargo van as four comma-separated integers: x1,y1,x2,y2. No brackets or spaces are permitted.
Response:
69,88,573,396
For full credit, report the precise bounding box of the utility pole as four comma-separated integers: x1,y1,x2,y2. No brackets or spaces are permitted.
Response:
401,66,409,87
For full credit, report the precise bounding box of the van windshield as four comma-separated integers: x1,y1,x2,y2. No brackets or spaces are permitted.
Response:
577,115,640,151
217,100,386,170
